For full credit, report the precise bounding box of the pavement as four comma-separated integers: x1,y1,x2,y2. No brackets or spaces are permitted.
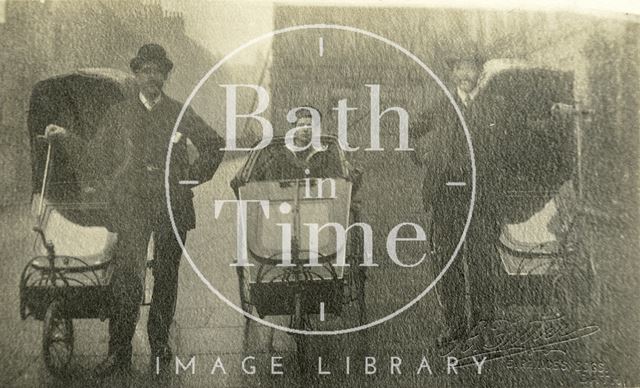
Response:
0,152,627,387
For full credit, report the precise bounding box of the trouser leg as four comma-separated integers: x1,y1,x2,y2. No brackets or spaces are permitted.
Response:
467,212,498,328
429,183,474,337
147,225,187,353
438,250,467,335
433,211,468,336
108,223,150,359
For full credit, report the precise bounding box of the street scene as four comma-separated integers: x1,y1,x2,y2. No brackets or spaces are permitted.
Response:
1,1,639,387
0,149,625,387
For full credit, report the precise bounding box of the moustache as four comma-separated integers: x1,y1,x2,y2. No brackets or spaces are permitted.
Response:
145,80,163,89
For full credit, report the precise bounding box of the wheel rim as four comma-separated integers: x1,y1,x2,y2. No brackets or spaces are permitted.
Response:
43,300,73,376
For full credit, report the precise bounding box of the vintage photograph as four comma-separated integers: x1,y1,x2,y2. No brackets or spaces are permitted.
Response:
0,0,638,386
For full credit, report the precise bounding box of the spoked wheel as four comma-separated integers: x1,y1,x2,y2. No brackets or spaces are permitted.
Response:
42,300,74,377
292,292,308,374
236,267,252,318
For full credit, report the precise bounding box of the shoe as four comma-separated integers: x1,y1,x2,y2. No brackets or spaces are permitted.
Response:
94,352,131,378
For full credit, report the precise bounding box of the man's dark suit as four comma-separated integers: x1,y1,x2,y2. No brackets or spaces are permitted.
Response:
86,94,224,359
414,91,498,338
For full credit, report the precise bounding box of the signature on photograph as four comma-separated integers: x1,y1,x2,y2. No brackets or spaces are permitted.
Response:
440,315,600,366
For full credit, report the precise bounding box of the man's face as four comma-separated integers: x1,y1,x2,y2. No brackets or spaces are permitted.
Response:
293,117,313,149
134,62,167,99
452,60,480,94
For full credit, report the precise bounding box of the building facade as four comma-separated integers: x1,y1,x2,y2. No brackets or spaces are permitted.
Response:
0,0,227,207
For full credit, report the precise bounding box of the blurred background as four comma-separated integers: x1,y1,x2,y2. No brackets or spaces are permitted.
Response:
1,0,637,213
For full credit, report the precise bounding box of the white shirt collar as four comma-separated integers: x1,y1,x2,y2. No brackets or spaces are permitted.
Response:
139,92,162,111
457,87,471,107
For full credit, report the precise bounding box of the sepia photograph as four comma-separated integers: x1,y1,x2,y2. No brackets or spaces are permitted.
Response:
0,0,638,386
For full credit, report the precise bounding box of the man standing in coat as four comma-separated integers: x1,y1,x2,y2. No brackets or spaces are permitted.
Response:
412,53,497,346
82,43,225,376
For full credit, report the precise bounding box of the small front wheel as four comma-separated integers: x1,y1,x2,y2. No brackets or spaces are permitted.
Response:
43,300,74,377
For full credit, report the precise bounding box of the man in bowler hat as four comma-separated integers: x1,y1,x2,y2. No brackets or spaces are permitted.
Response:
82,43,226,376
412,51,497,346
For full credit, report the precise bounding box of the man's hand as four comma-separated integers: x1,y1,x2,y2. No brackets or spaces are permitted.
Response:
44,124,68,141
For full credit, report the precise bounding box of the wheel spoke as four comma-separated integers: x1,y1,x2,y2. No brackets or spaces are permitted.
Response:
43,301,73,375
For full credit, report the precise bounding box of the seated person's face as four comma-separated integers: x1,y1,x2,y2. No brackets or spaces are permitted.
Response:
453,61,480,94
293,118,313,149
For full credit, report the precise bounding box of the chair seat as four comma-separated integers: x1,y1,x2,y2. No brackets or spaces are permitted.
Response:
499,246,562,276
499,199,563,276
499,197,561,255
497,181,578,277
33,204,117,267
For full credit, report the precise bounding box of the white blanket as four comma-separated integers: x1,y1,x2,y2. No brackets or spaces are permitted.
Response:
499,181,576,255
32,198,116,265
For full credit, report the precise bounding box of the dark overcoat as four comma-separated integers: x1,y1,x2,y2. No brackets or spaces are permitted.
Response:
84,94,225,232
414,93,474,220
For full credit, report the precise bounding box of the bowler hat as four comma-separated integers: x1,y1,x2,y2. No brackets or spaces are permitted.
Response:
130,43,174,74
444,51,485,70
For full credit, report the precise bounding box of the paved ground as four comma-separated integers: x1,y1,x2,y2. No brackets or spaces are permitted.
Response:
0,153,630,387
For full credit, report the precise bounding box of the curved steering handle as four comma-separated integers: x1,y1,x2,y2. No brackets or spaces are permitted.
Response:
32,226,55,257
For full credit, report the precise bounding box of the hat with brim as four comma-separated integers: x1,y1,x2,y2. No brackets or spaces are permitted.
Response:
130,43,173,74
444,52,485,70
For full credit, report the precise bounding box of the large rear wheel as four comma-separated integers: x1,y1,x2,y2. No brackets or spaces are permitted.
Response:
42,300,74,377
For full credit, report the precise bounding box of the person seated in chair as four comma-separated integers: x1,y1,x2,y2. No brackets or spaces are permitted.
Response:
260,108,341,180
287,108,342,178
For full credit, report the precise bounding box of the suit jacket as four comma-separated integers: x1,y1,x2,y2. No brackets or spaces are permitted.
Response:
84,93,225,232
413,93,473,219
414,90,502,252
